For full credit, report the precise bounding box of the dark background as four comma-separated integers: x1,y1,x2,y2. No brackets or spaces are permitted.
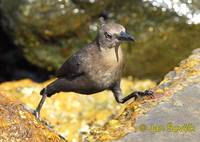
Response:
0,0,200,83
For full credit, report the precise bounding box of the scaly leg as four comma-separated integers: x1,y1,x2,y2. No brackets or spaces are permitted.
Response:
34,93,47,120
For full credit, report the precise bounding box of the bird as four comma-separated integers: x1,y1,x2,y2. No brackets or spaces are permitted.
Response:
34,22,153,120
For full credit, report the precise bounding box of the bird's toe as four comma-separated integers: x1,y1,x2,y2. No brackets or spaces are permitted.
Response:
144,89,154,98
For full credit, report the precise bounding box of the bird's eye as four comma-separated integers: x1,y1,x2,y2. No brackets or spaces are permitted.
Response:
104,32,112,39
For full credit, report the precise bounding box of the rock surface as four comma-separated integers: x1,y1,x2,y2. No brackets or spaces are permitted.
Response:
0,94,65,142
0,48,200,142
87,48,200,141
0,78,155,142
116,85,200,142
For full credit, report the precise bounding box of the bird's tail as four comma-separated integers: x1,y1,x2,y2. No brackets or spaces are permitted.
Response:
40,87,52,97
40,79,60,97
40,78,72,97
40,88,46,96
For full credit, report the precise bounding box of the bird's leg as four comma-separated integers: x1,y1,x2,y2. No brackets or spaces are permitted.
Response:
112,83,153,103
34,93,47,120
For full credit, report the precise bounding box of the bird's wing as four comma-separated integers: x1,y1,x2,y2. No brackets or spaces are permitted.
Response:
55,52,85,79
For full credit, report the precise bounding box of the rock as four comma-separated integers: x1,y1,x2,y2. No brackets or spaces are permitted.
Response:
0,94,65,142
116,85,200,142
87,48,200,141
0,78,156,141
0,48,200,141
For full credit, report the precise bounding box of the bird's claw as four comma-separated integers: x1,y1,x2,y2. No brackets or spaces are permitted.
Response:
143,89,154,99
144,89,154,96
131,89,154,101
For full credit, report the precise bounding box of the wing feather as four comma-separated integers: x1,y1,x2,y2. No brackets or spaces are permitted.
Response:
55,53,84,79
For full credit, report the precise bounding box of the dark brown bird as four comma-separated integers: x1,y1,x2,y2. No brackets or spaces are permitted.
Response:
34,22,153,120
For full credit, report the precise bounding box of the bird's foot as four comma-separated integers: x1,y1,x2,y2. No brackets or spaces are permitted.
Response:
143,89,154,97
33,110,41,121
131,89,154,100
33,110,53,129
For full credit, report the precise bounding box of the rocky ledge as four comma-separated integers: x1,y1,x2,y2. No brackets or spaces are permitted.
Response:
0,48,200,142
88,48,200,142
0,94,65,142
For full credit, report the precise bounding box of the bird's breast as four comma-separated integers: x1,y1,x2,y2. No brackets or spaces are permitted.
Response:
86,47,124,89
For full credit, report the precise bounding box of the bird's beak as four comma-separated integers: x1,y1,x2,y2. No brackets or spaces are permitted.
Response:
118,31,135,41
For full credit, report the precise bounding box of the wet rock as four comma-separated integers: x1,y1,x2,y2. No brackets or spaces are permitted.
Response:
0,94,65,142
87,48,200,141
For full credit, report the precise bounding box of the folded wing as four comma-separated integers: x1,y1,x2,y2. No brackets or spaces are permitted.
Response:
55,53,84,80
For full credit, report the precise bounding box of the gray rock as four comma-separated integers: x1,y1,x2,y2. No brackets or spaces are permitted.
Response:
116,85,200,142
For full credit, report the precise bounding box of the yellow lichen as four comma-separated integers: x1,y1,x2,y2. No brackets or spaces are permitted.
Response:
0,78,155,142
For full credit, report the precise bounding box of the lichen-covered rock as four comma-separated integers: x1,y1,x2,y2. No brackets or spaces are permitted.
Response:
87,49,200,141
0,94,65,142
116,85,200,142
0,48,199,142
0,78,155,142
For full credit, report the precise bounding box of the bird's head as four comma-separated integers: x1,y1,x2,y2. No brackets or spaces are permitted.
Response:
97,22,135,48
96,22,135,61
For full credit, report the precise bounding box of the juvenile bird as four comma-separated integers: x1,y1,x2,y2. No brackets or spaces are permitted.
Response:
34,22,153,120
